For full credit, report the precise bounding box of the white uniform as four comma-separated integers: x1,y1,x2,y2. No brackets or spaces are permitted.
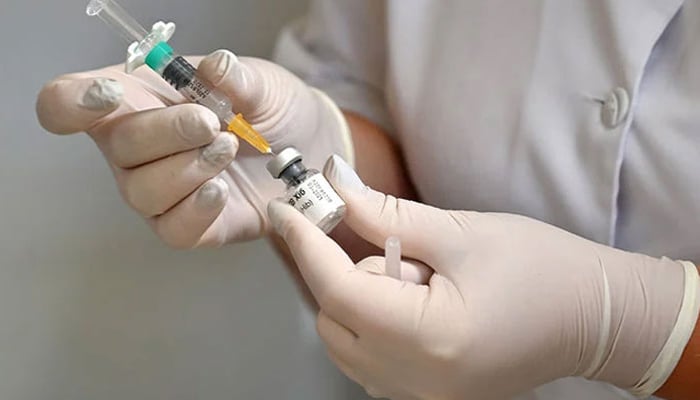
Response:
275,1,700,399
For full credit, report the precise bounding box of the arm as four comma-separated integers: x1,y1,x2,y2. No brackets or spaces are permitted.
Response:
329,111,417,262
657,263,700,400
267,160,700,400
268,111,416,306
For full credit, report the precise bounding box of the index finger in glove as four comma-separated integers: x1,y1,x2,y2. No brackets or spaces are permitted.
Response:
92,104,223,169
323,155,472,268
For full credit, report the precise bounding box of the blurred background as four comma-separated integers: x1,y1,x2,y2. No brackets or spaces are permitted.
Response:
0,0,367,398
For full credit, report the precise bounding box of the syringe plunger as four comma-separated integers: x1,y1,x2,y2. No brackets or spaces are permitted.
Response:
86,0,148,44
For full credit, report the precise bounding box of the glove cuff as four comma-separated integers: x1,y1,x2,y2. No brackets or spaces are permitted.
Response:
628,261,700,398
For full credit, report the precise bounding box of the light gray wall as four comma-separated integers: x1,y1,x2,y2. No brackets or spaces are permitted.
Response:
0,1,366,399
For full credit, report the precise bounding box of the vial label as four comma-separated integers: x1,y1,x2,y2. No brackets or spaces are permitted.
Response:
287,175,345,226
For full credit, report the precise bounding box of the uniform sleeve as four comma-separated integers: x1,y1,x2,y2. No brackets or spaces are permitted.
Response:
272,0,393,132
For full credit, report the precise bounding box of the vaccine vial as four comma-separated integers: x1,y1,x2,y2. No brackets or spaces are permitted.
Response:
266,148,346,233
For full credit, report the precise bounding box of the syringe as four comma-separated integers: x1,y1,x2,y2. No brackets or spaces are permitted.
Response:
86,0,272,155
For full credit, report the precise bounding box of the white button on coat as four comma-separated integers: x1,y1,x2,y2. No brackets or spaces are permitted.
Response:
602,87,630,129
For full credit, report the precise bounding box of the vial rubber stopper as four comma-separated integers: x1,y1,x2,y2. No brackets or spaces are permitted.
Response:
266,147,303,179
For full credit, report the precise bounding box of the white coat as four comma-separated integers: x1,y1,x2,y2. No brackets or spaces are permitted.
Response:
275,1,700,398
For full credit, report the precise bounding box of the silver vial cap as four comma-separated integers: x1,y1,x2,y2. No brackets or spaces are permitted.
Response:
266,147,303,178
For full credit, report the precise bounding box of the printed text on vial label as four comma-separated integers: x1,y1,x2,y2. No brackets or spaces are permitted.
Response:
287,177,344,225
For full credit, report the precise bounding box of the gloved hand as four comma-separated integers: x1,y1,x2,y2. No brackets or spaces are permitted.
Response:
36,50,352,247
267,155,700,400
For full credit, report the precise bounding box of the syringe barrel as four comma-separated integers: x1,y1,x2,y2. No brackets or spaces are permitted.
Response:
86,0,149,44
160,55,233,121
85,0,270,154
180,78,233,121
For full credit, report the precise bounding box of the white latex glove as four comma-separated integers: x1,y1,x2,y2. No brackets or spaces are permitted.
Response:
267,155,700,400
36,50,352,247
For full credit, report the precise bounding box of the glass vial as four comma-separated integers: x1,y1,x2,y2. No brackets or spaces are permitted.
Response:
266,147,346,233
